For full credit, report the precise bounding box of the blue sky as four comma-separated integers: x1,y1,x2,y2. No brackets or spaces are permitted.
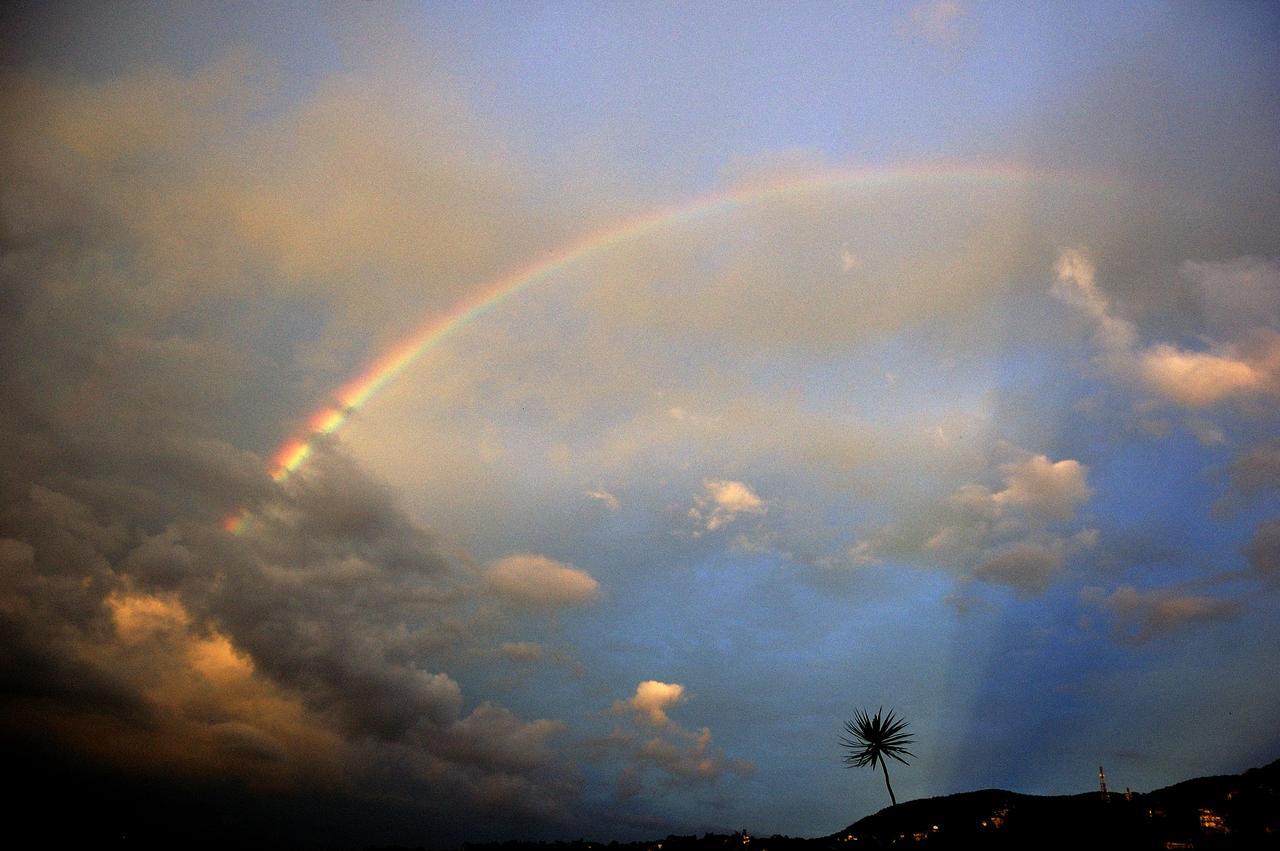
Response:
1,2,1278,846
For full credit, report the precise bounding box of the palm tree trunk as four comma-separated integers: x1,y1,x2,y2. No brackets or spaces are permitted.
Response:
880,760,897,807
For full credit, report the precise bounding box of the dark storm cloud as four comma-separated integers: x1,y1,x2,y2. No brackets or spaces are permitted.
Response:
210,448,475,741
0,51,587,843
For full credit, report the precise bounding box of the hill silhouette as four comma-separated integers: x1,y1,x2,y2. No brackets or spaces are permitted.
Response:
454,759,1280,851
13,743,1278,849
832,757,1280,849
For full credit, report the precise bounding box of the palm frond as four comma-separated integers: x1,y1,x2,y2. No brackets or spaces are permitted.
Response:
838,706,915,769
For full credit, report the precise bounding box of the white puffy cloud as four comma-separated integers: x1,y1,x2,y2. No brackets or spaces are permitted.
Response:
616,680,686,727
603,681,752,796
954,453,1091,521
689,479,767,533
484,554,601,607
585,489,620,510
1139,345,1268,407
708,480,764,513
903,449,1099,594
997,455,1091,518
1054,248,1280,408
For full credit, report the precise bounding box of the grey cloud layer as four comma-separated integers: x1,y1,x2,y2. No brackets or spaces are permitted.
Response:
2,5,1279,841
0,53,606,841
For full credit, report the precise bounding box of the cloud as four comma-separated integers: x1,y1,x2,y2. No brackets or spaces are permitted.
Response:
1186,417,1226,447
499,641,547,663
616,680,686,727
904,1,966,45
890,448,1099,595
0,441,585,835
2,9,1277,841
1185,257,1280,334
435,702,567,774
841,242,863,272
1054,248,1280,408
1053,248,1141,358
0,56,584,823
973,542,1065,595
705,480,766,515
1245,519,1280,578
637,726,754,783
9,582,345,790
1081,585,1240,644
586,489,620,510
1139,344,1269,407
997,455,1091,518
484,554,601,607
847,540,881,567
603,682,752,795
1228,441,1280,498
953,453,1091,521
0,44,704,838
689,479,767,533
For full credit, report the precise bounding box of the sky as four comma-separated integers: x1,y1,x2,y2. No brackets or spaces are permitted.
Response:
1,1,1279,846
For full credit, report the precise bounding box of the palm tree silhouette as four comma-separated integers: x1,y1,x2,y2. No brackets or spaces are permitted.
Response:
840,706,915,807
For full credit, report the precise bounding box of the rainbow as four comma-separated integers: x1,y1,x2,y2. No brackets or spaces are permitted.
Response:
223,161,1100,533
